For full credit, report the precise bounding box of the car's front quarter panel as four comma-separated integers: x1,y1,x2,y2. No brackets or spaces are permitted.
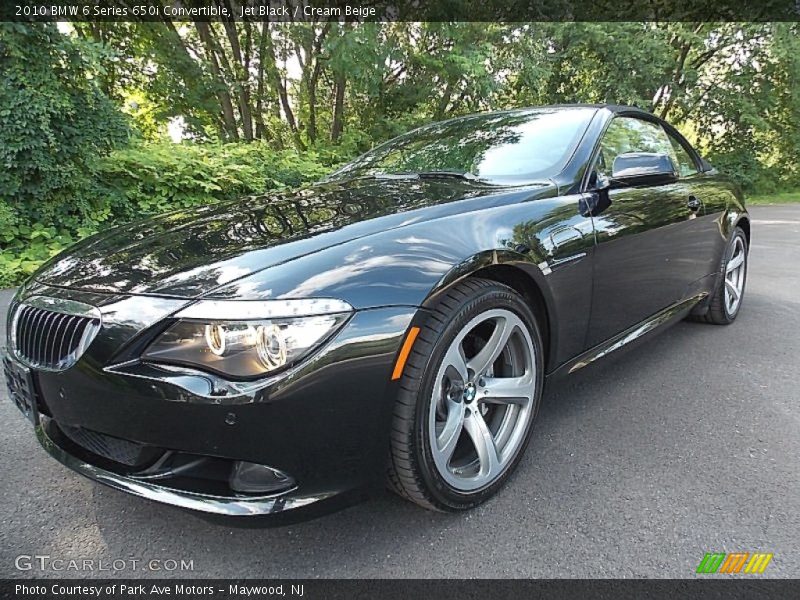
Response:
204,186,552,306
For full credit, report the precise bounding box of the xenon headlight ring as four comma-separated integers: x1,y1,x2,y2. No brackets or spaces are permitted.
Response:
142,299,353,380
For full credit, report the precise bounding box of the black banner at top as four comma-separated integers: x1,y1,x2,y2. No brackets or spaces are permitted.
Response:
1,0,799,22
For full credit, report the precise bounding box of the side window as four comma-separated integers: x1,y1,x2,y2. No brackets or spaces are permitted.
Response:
666,133,699,177
596,117,677,177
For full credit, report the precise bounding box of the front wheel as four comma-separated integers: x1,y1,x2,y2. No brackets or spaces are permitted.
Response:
387,278,544,511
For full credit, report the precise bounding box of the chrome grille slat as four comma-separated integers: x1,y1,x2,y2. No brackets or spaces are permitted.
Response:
22,307,32,359
41,312,53,366
16,307,32,359
44,313,57,365
66,318,87,360
52,314,68,365
29,308,39,355
18,307,28,358
16,307,27,359
29,308,46,361
48,313,67,366
56,315,76,363
43,311,57,366
11,298,101,371
34,310,46,367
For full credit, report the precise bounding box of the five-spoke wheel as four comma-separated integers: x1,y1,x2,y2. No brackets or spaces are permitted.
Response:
724,234,746,315
388,278,543,511
694,226,748,325
429,309,536,491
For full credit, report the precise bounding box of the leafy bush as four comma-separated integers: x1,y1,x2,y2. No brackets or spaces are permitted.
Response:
0,23,129,286
0,141,338,287
95,142,335,218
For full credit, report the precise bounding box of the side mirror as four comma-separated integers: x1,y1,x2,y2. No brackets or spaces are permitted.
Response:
611,152,677,185
581,170,612,217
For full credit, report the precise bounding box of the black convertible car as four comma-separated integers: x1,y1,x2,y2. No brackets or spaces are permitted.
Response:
4,105,749,520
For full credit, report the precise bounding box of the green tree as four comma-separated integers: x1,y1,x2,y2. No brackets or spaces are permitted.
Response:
0,23,129,280
0,23,130,220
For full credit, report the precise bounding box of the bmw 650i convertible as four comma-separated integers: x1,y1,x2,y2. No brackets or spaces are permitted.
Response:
3,104,749,521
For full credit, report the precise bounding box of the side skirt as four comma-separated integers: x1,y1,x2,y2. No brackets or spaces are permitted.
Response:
546,292,707,379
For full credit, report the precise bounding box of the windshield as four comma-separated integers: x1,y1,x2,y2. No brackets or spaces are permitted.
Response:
326,107,597,185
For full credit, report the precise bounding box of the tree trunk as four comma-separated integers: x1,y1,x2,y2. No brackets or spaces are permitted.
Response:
219,2,254,140
657,37,692,120
305,23,331,144
262,25,305,149
306,75,318,143
331,71,346,143
195,22,239,140
435,80,453,120
253,23,270,141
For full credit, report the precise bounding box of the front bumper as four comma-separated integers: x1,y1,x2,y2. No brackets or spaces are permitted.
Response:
4,286,418,519
34,417,323,517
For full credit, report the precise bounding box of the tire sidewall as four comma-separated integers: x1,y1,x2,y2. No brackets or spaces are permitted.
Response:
413,286,544,510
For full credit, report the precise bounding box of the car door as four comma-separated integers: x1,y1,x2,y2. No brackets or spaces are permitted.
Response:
586,115,705,348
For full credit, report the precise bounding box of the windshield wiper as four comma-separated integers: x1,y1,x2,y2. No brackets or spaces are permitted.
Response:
413,171,487,183
347,171,492,184
365,171,491,184
344,171,548,188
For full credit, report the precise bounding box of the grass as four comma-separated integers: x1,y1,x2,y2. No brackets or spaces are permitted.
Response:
747,190,800,205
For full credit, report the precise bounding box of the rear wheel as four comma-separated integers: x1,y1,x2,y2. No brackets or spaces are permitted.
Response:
695,227,748,325
387,278,543,511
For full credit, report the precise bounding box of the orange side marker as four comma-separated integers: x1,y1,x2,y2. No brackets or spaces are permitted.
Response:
391,326,420,380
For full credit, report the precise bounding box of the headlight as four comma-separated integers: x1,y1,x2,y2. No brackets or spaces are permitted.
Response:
142,299,352,379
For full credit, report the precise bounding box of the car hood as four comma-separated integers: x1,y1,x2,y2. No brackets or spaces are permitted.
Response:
35,177,550,298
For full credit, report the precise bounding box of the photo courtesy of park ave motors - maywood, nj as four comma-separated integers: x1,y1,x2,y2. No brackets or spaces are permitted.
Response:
14,583,305,596
0,0,798,593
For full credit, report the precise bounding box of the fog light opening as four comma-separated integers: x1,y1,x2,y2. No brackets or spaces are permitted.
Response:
229,461,295,494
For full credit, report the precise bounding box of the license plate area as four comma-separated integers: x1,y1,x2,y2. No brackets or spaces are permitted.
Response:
3,354,39,426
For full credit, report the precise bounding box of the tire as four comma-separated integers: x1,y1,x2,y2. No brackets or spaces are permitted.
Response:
694,226,748,325
387,278,544,511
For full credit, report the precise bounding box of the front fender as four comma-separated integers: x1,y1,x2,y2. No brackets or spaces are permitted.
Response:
427,248,551,301
205,200,560,309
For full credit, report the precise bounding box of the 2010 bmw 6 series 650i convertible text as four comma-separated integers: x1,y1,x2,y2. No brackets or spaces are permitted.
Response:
3,105,749,520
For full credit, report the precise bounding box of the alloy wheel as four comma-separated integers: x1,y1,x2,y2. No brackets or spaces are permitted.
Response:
428,308,536,491
724,236,746,315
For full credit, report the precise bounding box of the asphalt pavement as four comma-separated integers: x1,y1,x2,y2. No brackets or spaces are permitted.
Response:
0,205,798,579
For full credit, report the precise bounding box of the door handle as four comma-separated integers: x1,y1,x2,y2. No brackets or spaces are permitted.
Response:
687,195,702,211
